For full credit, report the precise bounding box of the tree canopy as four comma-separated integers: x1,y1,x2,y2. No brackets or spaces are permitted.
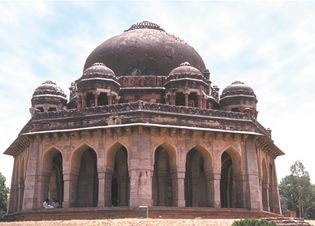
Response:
279,161,315,219
0,172,9,217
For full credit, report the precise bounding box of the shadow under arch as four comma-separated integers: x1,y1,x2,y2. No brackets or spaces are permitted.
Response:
71,144,98,207
185,144,212,207
105,142,129,207
152,142,177,206
41,147,63,208
220,146,243,208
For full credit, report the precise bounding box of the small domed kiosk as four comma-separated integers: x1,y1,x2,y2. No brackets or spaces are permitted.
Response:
30,80,67,114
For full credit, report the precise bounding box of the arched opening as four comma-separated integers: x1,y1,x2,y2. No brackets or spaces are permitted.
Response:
48,153,63,206
76,148,98,207
176,93,185,106
220,152,233,208
262,160,268,211
86,92,95,107
98,92,108,106
42,149,64,208
188,92,197,107
185,148,208,207
220,149,243,208
106,145,129,206
152,146,173,206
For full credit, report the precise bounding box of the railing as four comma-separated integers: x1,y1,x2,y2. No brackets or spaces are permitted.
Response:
33,101,250,121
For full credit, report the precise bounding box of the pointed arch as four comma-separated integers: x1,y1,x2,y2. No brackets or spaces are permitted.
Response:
71,144,98,207
185,145,212,207
152,142,177,169
152,142,177,206
220,146,243,208
106,142,129,206
41,147,64,207
70,143,96,173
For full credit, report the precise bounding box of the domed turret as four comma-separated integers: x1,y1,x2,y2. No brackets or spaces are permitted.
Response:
31,81,67,114
164,62,209,108
76,63,120,108
220,81,258,118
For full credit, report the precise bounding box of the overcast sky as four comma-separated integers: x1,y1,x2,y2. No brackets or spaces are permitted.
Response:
1,1,315,187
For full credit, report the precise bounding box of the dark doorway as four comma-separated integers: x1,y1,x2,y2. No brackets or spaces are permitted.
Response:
185,149,208,207
76,148,98,207
152,147,173,206
220,152,233,208
111,147,129,206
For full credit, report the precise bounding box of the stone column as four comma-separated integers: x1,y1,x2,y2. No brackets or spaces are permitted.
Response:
270,168,282,214
170,94,176,105
184,93,189,107
94,93,98,107
129,127,153,207
172,170,185,207
36,172,50,208
22,136,40,210
197,95,203,108
212,152,221,208
245,136,262,210
97,172,106,207
82,92,86,108
108,94,113,106
62,172,78,208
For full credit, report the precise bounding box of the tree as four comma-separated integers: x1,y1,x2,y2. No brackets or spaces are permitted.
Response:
0,172,9,218
279,161,315,219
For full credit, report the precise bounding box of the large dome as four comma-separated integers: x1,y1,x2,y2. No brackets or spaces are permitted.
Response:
84,21,206,76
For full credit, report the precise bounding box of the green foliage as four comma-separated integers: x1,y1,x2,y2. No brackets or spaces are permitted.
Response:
0,172,9,219
231,219,276,226
279,161,315,219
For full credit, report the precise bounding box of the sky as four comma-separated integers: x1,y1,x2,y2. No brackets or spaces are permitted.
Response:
0,1,315,187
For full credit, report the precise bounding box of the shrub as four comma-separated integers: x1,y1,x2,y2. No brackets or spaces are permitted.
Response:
231,218,276,226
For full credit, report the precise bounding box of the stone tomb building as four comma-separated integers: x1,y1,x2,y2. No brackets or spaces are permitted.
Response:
5,21,283,215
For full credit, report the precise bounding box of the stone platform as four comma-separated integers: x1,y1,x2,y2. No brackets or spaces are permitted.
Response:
5,207,280,221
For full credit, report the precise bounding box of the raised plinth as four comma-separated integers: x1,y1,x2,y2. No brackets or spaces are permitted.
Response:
5,207,280,221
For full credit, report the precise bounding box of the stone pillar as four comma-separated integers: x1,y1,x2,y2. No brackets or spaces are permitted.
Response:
184,93,189,107
212,172,221,208
129,127,153,207
271,169,282,214
197,95,203,108
245,136,262,210
82,92,86,108
172,170,185,207
104,169,112,206
108,94,113,106
170,94,176,105
36,172,50,208
62,172,78,208
94,93,98,107
22,136,40,210
97,172,106,207
8,160,18,213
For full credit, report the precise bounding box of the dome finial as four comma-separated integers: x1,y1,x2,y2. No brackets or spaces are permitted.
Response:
125,21,165,32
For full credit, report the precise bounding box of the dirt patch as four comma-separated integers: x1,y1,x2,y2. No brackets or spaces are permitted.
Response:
0,219,236,226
